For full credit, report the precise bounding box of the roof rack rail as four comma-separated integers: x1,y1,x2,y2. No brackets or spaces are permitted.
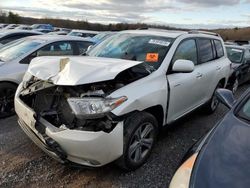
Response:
188,30,220,37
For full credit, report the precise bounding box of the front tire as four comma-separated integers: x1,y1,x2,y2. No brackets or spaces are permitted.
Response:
0,83,17,119
116,112,158,171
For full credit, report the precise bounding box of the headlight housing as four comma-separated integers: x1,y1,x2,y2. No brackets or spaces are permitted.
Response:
169,153,198,188
67,96,127,119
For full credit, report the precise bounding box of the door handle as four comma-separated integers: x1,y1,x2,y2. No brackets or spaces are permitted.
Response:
216,66,222,71
196,73,203,78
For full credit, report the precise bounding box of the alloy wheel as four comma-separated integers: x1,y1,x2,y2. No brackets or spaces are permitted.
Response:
128,122,155,164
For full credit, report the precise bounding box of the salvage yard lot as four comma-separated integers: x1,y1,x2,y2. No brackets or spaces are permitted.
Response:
0,84,249,188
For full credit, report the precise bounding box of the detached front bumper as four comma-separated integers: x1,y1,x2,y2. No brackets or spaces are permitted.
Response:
15,85,124,167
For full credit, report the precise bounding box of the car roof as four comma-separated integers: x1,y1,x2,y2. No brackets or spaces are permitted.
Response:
26,34,94,42
225,44,250,50
120,29,187,38
120,29,221,39
71,29,99,34
0,29,42,36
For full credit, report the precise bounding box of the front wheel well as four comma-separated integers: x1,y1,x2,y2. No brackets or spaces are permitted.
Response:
0,81,18,87
144,105,164,128
218,78,226,88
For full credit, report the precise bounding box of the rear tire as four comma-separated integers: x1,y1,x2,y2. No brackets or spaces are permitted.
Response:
204,83,222,114
0,83,17,119
230,77,239,94
116,112,158,171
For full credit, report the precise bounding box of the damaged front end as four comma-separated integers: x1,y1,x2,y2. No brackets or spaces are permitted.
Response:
16,78,127,167
20,78,127,133
16,56,155,167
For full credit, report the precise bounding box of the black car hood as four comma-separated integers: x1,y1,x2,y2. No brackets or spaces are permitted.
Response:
191,111,250,188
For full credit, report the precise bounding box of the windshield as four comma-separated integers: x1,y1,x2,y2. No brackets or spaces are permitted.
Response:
92,33,109,40
226,47,244,64
0,38,43,62
88,33,173,70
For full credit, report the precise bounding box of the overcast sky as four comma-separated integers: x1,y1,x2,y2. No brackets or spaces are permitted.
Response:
0,0,250,29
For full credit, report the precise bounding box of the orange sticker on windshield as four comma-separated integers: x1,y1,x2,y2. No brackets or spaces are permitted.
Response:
146,53,159,62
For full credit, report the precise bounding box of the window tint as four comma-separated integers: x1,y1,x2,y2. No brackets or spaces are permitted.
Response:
214,40,224,58
37,41,73,56
197,39,213,63
76,41,93,54
172,39,198,65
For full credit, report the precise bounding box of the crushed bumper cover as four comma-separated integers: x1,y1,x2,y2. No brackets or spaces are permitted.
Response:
15,90,124,167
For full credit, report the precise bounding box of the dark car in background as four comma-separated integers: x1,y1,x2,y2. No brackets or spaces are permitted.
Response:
170,88,250,188
226,45,250,93
0,30,42,47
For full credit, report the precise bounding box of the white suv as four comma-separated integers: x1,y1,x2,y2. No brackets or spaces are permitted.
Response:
15,29,231,171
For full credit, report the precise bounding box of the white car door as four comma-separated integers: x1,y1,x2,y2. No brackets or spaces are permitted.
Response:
167,38,205,123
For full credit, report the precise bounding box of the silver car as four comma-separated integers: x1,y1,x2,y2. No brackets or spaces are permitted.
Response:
0,35,94,118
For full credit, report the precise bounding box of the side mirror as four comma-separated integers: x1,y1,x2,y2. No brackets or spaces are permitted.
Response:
172,60,194,73
87,45,94,52
215,89,236,109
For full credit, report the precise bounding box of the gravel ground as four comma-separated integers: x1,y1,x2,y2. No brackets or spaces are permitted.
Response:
0,84,249,188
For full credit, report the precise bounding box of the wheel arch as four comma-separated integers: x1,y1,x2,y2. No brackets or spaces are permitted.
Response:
0,81,19,87
143,105,164,128
218,78,227,88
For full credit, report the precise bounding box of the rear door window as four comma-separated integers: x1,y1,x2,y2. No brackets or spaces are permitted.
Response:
37,41,74,56
214,40,224,58
197,39,214,63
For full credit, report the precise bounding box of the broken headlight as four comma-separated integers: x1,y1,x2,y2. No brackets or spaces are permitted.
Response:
67,96,127,119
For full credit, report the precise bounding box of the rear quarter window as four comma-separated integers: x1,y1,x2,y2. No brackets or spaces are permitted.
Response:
197,38,213,63
214,40,224,58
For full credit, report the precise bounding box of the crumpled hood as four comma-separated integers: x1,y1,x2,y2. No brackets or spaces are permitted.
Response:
28,56,143,85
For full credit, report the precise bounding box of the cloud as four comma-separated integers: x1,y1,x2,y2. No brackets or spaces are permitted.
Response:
0,0,250,28
177,0,240,7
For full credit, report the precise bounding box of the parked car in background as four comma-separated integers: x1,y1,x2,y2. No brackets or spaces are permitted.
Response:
68,29,99,38
170,88,250,188
15,29,230,171
0,30,42,48
48,31,68,35
224,41,237,46
4,24,19,30
234,40,249,46
0,23,8,29
91,32,116,44
31,24,54,32
54,27,71,33
0,35,94,118
15,25,32,30
226,45,250,93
